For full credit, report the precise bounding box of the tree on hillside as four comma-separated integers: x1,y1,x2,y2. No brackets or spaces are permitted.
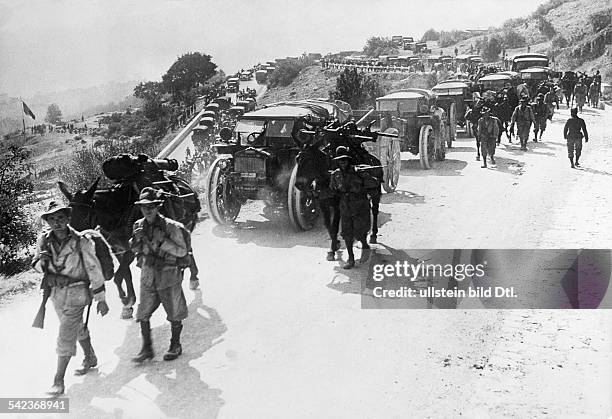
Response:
331,68,384,109
162,52,217,101
363,37,397,57
502,29,526,48
537,17,556,39
45,103,63,125
421,29,440,42
134,81,167,121
134,81,163,101
480,36,503,62
0,145,36,274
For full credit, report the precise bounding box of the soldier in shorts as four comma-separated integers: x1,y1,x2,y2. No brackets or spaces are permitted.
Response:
130,187,189,362
33,201,109,396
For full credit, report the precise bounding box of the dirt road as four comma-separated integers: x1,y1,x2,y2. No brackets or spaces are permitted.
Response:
0,104,610,418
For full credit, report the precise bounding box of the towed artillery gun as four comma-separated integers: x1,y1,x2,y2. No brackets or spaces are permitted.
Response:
354,88,447,170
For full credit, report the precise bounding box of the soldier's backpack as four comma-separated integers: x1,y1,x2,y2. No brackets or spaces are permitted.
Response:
79,229,119,281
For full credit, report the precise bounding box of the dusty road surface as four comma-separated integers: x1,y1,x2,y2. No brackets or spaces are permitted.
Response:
0,104,610,418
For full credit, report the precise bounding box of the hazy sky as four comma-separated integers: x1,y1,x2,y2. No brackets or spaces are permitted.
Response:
0,0,547,97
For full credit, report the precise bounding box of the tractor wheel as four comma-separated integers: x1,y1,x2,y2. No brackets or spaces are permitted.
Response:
419,125,434,170
205,157,241,225
448,102,457,147
435,120,446,162
382,128,401,192
288,163,319,231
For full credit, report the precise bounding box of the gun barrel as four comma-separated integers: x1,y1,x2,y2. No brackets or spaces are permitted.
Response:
151,158,179,172
376,131,399,138
356,108,375,126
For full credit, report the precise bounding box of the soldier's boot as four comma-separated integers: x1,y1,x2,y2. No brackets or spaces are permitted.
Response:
575,153,580,167
533,130,538,142
75,337,97,376
47,355,70,396
360,240,371,263
490,156,496,165
539,130,545,142
327,238,341,261
132,320,154,363
164,322,183,361
343,240,355,269
569,157,575,168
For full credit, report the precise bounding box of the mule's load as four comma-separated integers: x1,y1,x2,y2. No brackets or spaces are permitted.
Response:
102,153,200,231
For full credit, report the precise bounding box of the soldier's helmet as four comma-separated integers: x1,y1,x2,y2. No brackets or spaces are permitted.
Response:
570,107,578,117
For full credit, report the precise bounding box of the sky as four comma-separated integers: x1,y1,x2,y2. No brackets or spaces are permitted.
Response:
0,0,548,97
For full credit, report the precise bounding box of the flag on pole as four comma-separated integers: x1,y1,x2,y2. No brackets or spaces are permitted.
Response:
22,101,36,120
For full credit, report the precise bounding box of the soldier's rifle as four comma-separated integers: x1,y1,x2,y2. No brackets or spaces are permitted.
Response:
32,270,77,329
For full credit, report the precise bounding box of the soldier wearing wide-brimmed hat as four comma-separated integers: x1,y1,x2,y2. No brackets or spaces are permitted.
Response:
34,200,109,396
329,147,376,269
129,187,189,363
477,106,500,168
510,97,534,151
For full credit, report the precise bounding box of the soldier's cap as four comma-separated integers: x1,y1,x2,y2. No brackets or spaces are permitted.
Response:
571,107,578,115
481,106,491,113
134,187,164,205
333,146,352,161
519,97,528,103
41,200,72,221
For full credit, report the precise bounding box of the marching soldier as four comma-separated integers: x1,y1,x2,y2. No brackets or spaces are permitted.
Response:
573,79,587,113
544,87,559,120
532,93,549,142
510,98,535,151
329,147,377,269
130,187,189,363
589,82,601,108
477,107,500,168
33,201,109,396
564,107,589,168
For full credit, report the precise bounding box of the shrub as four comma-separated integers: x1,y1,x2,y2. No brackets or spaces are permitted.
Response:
57,139,160,191
363,37,398,57
478,36,503,62
591,10,611,33
438,30,472,48
421,29,440,42
503,29,526,48
537,17,557,39
0,146,37,275
551,35,568,49
268,58,313,88
330,68,384,109
532,0,570,19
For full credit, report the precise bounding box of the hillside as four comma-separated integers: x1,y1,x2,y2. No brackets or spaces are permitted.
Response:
441,0,611,80
259,66,440,107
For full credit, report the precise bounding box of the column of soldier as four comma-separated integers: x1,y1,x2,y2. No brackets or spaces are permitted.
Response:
470,71,594,169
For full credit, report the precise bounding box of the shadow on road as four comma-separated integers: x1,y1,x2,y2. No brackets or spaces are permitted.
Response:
575,166,612,177
380,190,425,205
401,159,467,176
211,207,393,250
447,146,477,153
67,290,226,419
